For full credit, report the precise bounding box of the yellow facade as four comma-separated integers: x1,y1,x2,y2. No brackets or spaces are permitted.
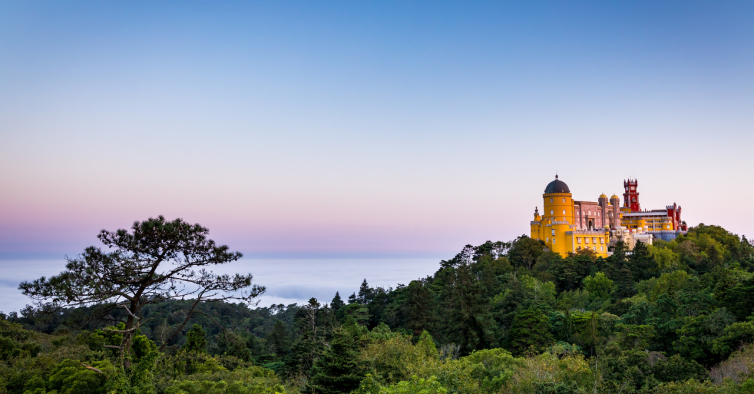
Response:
530,177,610,258
621,215,673,231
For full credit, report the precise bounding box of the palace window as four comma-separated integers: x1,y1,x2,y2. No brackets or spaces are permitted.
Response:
592,237,597,244
600,246,604,251
577,238,581,244
546,237,549,242
600,238,604,244
585,238,590,244
563,210,566,215
562,198,565,203
550,210,554,215
552,230,555,236
550,198,553,203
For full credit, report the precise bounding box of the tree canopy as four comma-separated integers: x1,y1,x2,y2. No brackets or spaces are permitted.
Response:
19,216,264,364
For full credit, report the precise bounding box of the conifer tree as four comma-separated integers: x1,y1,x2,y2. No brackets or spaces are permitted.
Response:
629,241,656,281
308,325,364,393
268,320,291,358
506,308,554,356
367,288,390,328
331,292,345,312
611,267,637,300
358,279,375,304
287,298,325,375
18,216,264,367
403,280,435,335
440,263,496,354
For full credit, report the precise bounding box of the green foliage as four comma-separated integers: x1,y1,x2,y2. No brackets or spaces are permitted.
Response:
162,366,286,394
674,308,737,366
402,281,435,335
583,272,613,300
355,374,447,394
653,354,708,384
17,216,263,367
650,244,681,270
712,321,754,359
615,324,655,350
9,223,754,394
506,308,554,356
308,325,364,393
183,324,208,353
637,270,691,301
48,358,117,394
438,263,496,354
508,236,546,270
458,348,519,392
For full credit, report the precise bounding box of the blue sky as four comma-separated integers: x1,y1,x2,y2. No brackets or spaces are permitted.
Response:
1,1,753,257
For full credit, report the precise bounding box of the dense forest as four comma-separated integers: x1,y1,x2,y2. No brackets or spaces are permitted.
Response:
3,222,754,393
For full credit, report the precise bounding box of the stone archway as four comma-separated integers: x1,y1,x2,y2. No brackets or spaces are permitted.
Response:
588,220,594,230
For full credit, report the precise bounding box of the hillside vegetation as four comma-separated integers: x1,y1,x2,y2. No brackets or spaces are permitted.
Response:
3,223,754,393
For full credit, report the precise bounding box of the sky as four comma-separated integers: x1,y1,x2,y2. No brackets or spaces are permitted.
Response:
1,0,753,260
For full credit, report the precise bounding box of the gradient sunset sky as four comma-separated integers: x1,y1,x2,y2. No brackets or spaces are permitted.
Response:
1,1,753,258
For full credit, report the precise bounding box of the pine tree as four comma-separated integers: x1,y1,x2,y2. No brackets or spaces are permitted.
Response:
308,325,364,394
268,320,291,358
440,264,497,354
629,241,656,281
358,279,375,304
506,308,554,356
611,267,637,300
403,280,435,335
367,288,392,328
331,292,345,311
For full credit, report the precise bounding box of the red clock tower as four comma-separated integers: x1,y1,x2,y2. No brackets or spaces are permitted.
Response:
623,178,640,212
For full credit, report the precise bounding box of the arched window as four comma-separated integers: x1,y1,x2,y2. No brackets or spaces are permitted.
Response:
550,210,554,215
562,210,566,215
550,198,553,203
562,198,565,203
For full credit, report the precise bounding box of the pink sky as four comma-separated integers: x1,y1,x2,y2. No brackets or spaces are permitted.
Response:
2,1,753,257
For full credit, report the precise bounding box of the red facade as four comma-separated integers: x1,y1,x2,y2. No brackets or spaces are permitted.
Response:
623,179,640,212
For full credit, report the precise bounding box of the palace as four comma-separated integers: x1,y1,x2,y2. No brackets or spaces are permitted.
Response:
529,176,687,257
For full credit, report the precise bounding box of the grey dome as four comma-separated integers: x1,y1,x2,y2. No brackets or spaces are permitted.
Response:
544,177,570,194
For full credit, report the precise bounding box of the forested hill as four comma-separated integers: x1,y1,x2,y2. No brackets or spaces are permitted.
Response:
3,223,754,393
